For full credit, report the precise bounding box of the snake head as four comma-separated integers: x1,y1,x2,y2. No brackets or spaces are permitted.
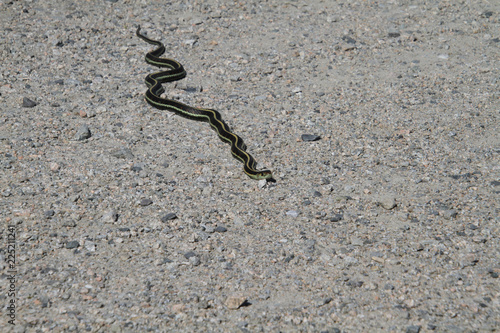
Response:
251,170,274,181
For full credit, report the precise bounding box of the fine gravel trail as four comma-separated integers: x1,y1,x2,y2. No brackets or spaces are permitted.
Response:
0,0,498,332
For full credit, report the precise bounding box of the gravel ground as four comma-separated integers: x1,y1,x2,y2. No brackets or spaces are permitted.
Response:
1,0,499,332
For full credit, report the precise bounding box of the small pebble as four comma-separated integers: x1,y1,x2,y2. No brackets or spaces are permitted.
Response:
183,39,197,47
84,240,96,252
189,256,201,266
184,251,197,259
44,209,55,218
301,134,321,142
161,213,177,222
65,241,80,249
102,210,119,223
330,214,343,222
139,198,153,206
214,226,227,233
225,295,247,309
441,209,458,220
388,28,400,38
74,124,91,141
314,297,332,307
22,97,37,108
376,196,397,210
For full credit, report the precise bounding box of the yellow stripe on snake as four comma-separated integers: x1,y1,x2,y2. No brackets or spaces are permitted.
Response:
136,26,274,181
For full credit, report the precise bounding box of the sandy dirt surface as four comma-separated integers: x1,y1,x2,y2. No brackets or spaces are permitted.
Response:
1,0,499,332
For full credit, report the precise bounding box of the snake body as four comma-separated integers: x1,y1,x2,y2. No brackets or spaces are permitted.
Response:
136,26,273,181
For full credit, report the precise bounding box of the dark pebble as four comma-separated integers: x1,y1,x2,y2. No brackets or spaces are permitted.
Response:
160,213,177,222
214,226,227,233
312,191,322,197
481,11,493,18
66,240,80,249
22,97,37,108
490,180,500,186
44,209,55,218
301,134,321,142
131,165,143,172
139,198,153,206
330,214,343,222
324,297,333,305
184,251,197,259
388,28,401,38
406,325,421,333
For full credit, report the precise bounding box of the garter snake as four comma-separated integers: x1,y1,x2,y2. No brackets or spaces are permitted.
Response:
136,26,274,181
